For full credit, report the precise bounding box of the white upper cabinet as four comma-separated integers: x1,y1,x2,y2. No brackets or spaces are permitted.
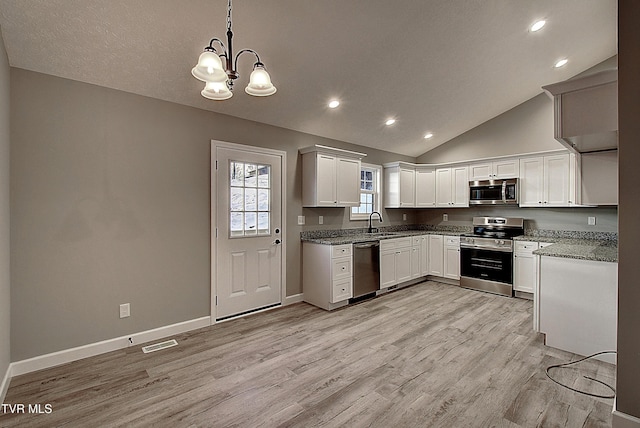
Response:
301,145,365,207
469,159,519,180
519,153,580,207
415,167,436,207
384,163,416,208
436,166,469,207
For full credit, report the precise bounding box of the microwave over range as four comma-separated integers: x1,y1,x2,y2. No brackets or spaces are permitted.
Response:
469,178,518,206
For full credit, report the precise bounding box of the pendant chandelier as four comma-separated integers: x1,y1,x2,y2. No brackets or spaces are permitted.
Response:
191,0,276,100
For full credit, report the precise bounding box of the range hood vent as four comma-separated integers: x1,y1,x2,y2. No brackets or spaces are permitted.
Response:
542,69,618,153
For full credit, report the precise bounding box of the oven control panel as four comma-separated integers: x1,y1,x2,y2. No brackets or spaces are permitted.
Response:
461,236,513,251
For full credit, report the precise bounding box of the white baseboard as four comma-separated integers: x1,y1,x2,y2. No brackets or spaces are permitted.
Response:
613,399,640,428
1,362,11,403
284,293,303,305
9,316,211,378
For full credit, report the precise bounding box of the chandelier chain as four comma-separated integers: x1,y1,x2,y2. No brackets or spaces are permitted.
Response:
226,0,232,31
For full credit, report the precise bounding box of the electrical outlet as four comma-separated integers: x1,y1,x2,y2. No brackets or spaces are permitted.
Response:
318,216,323,225
403,213,407,221
297,215,305,225
443,214,449,222
588,216,596,226
119,303,130,318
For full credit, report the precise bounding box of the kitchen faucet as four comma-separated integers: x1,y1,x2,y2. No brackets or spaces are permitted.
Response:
368,211,383,233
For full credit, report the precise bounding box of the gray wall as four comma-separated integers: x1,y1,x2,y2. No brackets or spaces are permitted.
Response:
10,68,413,361
617,0,640,419
417,206,618,233
0,28,11,384
417,93,564,164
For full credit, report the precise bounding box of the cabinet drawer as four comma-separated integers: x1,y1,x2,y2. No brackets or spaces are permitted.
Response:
331,244,352,258
445,236,460,246
331,278,352,303
515,241,539,253
391,237,412,248
332,257,352,280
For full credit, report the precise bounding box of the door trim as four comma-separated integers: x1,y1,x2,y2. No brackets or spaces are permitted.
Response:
210,140,287,323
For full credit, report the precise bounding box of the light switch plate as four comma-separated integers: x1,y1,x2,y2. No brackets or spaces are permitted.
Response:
318,216,323,225
403,213,407,221
119,303,130,318
443,214,449,221
588,216,596,226
297,215,305,225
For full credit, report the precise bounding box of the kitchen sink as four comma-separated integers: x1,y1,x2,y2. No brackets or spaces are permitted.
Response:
366,232,402,237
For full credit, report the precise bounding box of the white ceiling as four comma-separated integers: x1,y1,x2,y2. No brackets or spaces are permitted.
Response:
0,0,617,157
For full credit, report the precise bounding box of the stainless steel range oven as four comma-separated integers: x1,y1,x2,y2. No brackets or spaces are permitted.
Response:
460,217,524,297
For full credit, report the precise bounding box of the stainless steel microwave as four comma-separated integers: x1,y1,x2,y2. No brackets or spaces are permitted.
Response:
469,179,518,205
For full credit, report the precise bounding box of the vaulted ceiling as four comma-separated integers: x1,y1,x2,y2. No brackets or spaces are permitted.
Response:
0,0,617,157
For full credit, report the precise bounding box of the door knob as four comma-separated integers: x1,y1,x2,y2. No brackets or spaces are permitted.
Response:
274,239,281,245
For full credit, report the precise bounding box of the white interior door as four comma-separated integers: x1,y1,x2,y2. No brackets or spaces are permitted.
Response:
214,145,283,320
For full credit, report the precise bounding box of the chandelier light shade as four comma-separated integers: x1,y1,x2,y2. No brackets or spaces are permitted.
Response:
201,81,233,100
192,51,227,83
245,64,277,96
191,0,276,100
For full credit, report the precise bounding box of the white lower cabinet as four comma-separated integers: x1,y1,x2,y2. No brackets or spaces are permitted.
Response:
513,241,539,294
428,235,444,276
443,236,460,280
303,242,353,310
411,236,423,279
379,237,412,288
381,234,459,288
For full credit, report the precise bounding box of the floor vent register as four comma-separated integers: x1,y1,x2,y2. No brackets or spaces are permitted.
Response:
141,339,178,354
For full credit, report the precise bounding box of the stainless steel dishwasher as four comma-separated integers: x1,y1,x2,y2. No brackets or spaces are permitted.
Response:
352,241,380,299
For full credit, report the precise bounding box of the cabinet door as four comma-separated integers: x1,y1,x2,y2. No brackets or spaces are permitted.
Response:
469,162,492,180
443,246,460,280
519,157,544,207
379,249,397,288
428,235,444,276
544,154,570,206
399,167,416,207
514,253,536,293
316,154,337,206
395,246,412,283
420,236,429,276
415,168,436,207
494,159,519,178
451,166,469,207
411,243,422,279
435,168,452,207
336,157,361,206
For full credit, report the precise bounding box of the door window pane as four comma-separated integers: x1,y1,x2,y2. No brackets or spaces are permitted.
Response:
229,161,271,237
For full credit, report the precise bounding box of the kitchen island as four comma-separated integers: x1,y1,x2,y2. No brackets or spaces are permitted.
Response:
533,237,618,364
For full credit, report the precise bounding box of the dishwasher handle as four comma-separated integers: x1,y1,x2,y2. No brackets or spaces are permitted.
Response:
353,242,380,249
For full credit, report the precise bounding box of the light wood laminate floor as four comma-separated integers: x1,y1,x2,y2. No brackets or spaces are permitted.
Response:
2,281,616,427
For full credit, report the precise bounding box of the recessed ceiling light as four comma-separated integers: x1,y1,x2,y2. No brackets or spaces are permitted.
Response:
555,58,568,68
385,118,396,126
424,133,434,139
530,20,546,32
328,99,340,109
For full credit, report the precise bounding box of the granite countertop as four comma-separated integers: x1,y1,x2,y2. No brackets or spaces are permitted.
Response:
532,239,618,263
514,230,618,263
301,228,466,245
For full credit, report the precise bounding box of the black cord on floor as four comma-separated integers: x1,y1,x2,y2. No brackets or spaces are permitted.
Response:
545,350,617,399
